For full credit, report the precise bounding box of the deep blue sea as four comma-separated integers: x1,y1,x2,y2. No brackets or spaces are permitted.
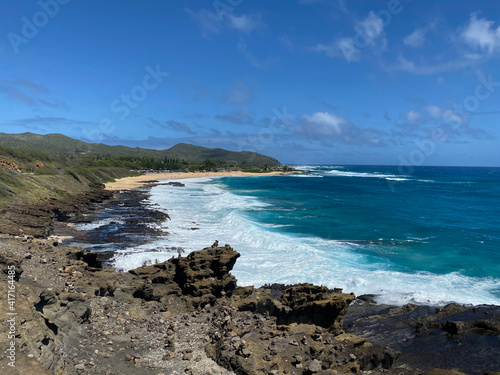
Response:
110,166,500,306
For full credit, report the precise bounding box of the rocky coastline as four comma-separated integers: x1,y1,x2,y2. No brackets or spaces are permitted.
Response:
0,184,499,375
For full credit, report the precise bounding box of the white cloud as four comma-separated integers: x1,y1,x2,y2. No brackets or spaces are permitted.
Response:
228,14,261,33
312,38,360,62
392,15,500,75
405,110,422,123
312,11,386,62
461,13,500,53
426,105,442,119
186,8,263,36
293,112,385,146
301,112,345,135
393,55,473,75
403,29,426,48
426,105,468,125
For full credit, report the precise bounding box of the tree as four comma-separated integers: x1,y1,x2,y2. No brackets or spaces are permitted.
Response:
203,158,218,171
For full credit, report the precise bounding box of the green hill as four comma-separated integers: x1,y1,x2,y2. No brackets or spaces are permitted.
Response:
0,132,281,166
0,132,283,206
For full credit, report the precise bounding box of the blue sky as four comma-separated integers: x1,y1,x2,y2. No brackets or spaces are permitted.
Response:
1,0,499,166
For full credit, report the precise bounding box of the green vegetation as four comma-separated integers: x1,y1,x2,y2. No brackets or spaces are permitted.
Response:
0,142,137,205
0,132,281,167
0,132,284,205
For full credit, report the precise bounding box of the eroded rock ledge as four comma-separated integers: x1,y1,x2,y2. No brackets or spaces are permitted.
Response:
0,238,499,375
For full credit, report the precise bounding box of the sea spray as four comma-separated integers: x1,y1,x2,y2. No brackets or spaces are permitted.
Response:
110,166,500,306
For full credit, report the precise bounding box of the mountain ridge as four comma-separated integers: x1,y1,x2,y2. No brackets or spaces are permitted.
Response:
0,132,281,166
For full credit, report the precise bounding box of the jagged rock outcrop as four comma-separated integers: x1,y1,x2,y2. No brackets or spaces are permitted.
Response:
3,177,500,375
234,283,354,335
204,282,371,375
1,231,498,374
130,245,240,306
269,283,354,334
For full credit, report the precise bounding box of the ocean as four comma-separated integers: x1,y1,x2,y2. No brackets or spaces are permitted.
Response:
108,165,500,306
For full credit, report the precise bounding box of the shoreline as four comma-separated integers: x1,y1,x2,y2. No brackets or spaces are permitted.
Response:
104,170,298,191
105,175,500,308
1,183,499,374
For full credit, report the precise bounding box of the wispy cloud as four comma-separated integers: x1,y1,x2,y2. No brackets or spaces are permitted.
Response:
185,8,221,35
461,13,500,53
426,104,468,125
221,81,253,104
189,85,210,102
288,106,494,148
237,39,277,68
312,97,337,111
312,37,361,62
7,116,91,126
0,79,67,109
186,8,263,36
312,11,387,62
403,28,427,48
215,107,253,125
394,14,500,75
11,79,49,94
228,14,262,33
150,118,195,134
291,112,386,146
405,110,423,123
390,104,495,143
392,55,474,75
237,39,261,67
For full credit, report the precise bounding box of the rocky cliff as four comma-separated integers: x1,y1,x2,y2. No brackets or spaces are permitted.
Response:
2,237,498,375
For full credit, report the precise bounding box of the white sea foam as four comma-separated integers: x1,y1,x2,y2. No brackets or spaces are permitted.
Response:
292,165,318,171
75,217,124,231
289,173,324,178
325,169,405,179
293,165,345,171
386,178,410,181
110,177,500,306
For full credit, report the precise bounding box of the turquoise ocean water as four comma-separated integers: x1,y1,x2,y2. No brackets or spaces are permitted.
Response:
111,166,500,306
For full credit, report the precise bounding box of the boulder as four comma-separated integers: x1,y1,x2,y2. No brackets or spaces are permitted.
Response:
265,284,355,334
129,246,240,306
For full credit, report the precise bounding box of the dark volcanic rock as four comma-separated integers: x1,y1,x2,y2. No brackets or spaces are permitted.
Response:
2,180,499,375
271,283,355,334
236,283,355,335
172,246,239,296
345,297,500,375
129,245,240,306
1,233,499,375
52,188,171,266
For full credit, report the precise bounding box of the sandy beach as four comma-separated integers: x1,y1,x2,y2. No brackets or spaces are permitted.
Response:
104,170,296,190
